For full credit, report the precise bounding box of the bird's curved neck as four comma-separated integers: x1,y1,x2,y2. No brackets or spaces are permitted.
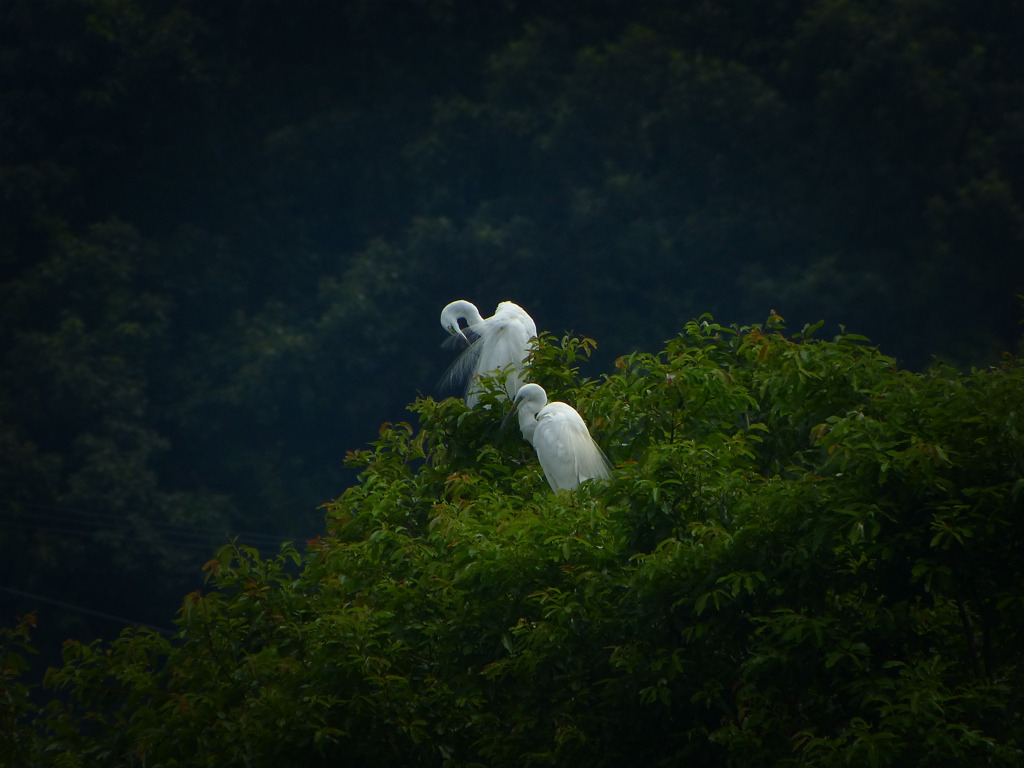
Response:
518,392,546,422
442,300,485,330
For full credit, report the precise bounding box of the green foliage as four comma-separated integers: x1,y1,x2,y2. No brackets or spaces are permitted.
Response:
4,0,1024,654
0,614,38,766
4,322,1022,766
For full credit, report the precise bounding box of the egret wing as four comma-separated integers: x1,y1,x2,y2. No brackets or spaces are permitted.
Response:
477,319,533,399
494,302,538,339
574,432,613,484
441,326,482,350
534,418,579,491
437,337,485,397
534,404,611,491
441,334,468,352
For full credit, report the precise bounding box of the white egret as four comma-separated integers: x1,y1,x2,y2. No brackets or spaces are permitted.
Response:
439,300,537,407
503,383,613,492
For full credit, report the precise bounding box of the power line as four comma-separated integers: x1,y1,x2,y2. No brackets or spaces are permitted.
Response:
5,498,291,542
0,516,285,552
0,519,226,552
0,510,280,545
0,498,304,548
0,497,291,541
0,586,175,636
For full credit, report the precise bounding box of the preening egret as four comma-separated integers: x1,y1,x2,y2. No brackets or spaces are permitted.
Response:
439,300,537,407
503,383,612,492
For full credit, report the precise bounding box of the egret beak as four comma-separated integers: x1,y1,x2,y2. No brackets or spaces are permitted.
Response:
501,398,522,431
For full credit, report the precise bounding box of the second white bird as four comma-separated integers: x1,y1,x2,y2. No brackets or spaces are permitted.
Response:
504,383,612,492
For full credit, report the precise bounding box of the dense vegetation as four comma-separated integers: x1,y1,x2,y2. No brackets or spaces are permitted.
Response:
3,322,1022,765
2,0,1024,646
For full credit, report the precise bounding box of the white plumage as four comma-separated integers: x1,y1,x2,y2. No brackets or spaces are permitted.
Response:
504,383,612,492
439,300,537,407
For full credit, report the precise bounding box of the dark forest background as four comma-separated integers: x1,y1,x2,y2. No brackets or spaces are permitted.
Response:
1,0,1022,663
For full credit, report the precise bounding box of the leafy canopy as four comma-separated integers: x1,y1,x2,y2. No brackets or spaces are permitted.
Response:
3,316,1023,766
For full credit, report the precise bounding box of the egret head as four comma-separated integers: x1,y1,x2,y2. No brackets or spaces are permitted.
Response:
501,383,547,433
440,300,483,343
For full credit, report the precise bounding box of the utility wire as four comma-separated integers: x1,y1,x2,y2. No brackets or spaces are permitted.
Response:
0,517,283,553
0,498,304,548
0,586,175,636
1,498,292,542
0,512,282,548
0,512,279,545
0,519,226,552
5,498,290,542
